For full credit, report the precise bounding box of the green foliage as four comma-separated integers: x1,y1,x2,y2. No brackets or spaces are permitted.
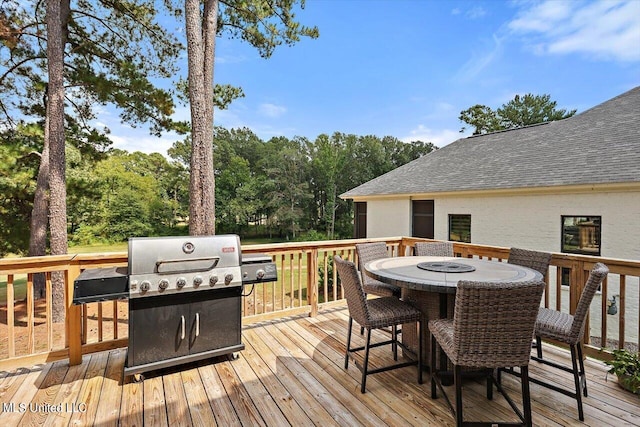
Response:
459,93,577,135
295,230,329,242
0,124,45,256
0,123,433,253
458,104,502,135
605,349,640,394
217,0,319,58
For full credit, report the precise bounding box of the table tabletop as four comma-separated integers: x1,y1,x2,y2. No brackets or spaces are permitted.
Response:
364,256,543,294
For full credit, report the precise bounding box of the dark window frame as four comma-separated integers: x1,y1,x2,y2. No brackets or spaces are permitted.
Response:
354,202,367,238
560,215,602,288
560,215,601,256
412,200,434,238
448,214,471,243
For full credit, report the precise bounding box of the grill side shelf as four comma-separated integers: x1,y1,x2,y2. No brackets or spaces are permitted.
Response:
73,266,129,304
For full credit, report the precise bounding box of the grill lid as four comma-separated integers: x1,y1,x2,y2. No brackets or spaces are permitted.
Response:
128,235,241,275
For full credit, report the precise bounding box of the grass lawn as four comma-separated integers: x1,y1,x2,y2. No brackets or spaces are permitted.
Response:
0,275,27,303
69,242,128,253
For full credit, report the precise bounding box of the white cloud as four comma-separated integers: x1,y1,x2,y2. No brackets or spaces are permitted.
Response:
109,131,181,156
509,0,640,62
258,103,287,118
454,34,505,81
467,6,487,20
215,54,248,64
401,125,466,147
508,1,572,32
451,6,487,19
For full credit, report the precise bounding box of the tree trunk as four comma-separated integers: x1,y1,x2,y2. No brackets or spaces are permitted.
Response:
185,0,217,236
28,114,51,299
47,0,69,322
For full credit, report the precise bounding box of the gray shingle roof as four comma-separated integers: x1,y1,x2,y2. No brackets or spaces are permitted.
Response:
341,86,640,199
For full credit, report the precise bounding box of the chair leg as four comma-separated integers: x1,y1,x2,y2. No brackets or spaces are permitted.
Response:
392,324,398,361
417,320,423,384
361,328,372,393
577,342,588,397
454,365,463,426
360,326,364,335
521,366,533,427
345,317,353,369
535,335,542,358
487,369,493,400
570,344,585,421
430,333,437,398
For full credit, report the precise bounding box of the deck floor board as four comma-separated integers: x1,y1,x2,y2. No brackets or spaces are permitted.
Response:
1,306,638,427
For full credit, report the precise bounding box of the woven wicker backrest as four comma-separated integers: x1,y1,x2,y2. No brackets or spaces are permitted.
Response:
569,262,609,342
356,242,389,286
414,242,454,257
508,247,552,279
334,255,370,325
452,279,545,367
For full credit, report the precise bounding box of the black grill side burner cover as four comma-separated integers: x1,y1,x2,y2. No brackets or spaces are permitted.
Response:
73,266,129,304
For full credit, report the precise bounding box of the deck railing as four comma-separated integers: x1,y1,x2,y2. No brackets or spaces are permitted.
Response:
1,237,638,370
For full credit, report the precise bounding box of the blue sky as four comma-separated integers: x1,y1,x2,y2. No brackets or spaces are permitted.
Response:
103,0,640,155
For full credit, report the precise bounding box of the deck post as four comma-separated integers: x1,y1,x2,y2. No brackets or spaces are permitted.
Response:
307,249,318,317
66,261,82,365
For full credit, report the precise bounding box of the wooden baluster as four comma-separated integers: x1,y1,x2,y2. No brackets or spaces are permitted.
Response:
7,274,15,358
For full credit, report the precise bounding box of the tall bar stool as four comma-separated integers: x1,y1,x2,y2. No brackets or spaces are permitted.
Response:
429,279,545,426
334,255,422,393
531,263,609,421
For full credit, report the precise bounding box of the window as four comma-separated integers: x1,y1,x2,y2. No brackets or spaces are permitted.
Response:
561,215,601,287
561,216,601,256
449,214,471,243
412,200,434,238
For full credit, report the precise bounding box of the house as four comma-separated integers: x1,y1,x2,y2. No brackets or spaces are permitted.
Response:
341,86,640,262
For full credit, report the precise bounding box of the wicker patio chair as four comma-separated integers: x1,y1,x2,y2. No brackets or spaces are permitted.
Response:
429,279,545,426
530,262,609,421
414,241,454,257
334,255,422,393
508,247,552,279
355,242,401,298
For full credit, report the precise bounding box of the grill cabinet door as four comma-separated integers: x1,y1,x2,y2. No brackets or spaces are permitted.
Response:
188,287,242,354
128,295,190,366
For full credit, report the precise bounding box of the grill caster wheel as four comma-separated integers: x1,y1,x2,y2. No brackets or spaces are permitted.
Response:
229,352,240,361
132,373,145,383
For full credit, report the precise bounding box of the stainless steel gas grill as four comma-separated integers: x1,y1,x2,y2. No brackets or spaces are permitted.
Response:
72,234,277,379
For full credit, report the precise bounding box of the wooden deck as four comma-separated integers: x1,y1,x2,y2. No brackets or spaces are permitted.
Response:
1,306,638,427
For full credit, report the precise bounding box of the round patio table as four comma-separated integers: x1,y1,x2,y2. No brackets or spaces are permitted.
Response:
364,256,543,372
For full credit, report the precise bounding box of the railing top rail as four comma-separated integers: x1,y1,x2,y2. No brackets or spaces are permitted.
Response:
0,254,77,274
2,237,638,274
239,237,405,253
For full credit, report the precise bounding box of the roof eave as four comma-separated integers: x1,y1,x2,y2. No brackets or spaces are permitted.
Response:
341,181,640,202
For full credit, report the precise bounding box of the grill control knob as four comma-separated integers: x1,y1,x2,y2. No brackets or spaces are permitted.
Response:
209,275,218,286
140,281,151,293
176,277,187,288
256,269,265,280
224,273,234,286
158,279,169,291
193,276,203,287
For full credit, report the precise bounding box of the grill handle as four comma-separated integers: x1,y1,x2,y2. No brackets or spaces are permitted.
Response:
156,256,220,274
181,315,185,340
195,313,200,337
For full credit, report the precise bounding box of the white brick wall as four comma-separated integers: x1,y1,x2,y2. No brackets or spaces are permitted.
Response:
366,198,411,238
368,190,640,259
